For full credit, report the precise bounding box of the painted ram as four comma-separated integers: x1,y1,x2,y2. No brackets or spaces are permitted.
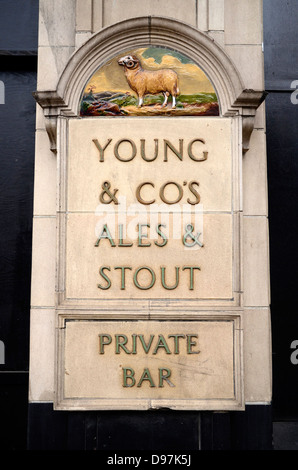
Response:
118,55,179,108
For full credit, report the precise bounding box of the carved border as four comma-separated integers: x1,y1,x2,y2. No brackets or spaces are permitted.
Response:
33,16,266,154
56,116,242,311
55,312,244,411
32,16,267,411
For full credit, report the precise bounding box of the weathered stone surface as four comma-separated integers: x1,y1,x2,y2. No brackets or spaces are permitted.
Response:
243,308,272,403
100,0,198,29
243,129,268,216
208,0,225,31
76,0,92,31
243,216,270,307
59,319,242,409
225,0,263,45
33,130,57,216
67,118,232,212
29,309,55,402
39,0,76,47
225,45,264,89
31,217,56,308
65,212,233,300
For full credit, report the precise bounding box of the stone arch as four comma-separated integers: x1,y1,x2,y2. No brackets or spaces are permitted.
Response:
34,16,266,152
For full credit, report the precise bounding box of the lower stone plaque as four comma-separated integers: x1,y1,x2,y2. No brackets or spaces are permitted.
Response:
56,317,243,410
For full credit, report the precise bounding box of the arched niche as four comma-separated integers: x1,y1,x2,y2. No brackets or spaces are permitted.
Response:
34,16,266,153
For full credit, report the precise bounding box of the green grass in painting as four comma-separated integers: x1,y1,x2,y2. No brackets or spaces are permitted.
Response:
80,92,218,115
108,94,137,106
107,93,218,107
177,93,218,105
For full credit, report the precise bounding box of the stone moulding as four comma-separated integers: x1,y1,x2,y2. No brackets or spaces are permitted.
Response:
33,16,266,154
55,312,244,411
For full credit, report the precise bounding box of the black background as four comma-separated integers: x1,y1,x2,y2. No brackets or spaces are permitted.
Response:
0,0,38,450
264,0,298,421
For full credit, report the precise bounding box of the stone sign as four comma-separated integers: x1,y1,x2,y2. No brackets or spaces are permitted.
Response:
57,319,242,410
54,45,244,410
64,118,233,301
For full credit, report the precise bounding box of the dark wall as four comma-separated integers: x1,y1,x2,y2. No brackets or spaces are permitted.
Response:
263,0,298,421
0,0,38,450
0,0,38,55
27,404,272,451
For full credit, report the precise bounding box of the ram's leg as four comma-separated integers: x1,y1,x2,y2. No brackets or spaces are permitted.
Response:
172,96,176,109
162,92,169,107
161,91,170,108
138,96,144,107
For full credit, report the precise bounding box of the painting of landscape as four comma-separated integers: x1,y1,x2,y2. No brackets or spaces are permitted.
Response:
79,47,219,117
